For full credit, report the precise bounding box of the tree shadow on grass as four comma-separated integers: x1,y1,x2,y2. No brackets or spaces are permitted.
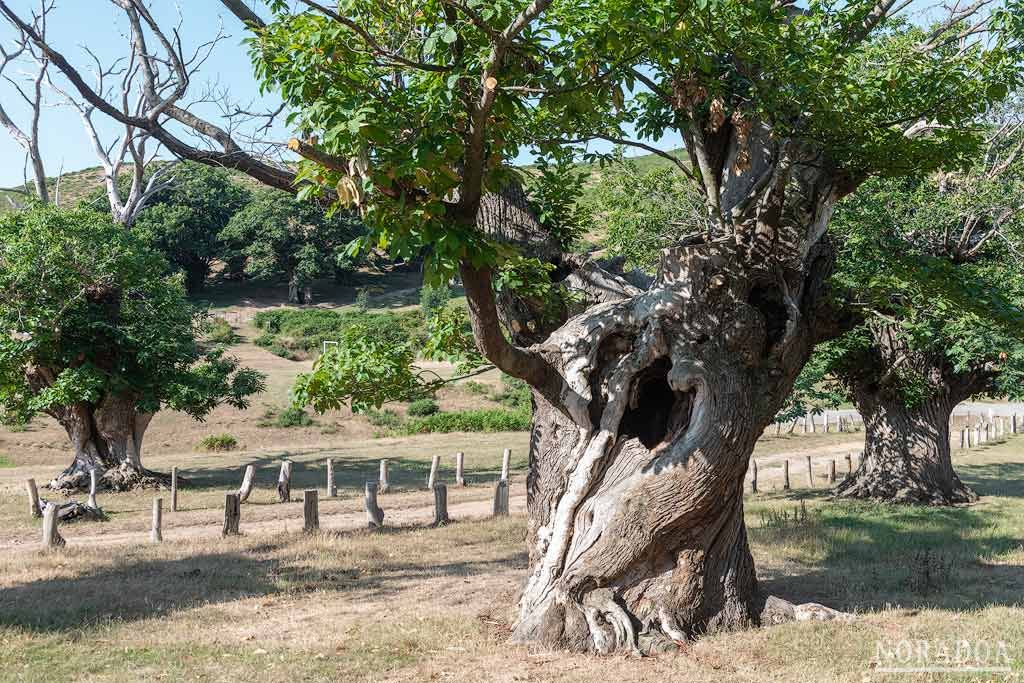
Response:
751,469,1024,614
0,526,524,633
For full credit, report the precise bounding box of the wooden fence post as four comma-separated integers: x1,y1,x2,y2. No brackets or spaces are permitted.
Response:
433,482,450,526
237,464,256,503
806,456,814,487
427,454,441,490
783,460,790,490
25,478,41,518
41,503,65,549
455,452,466,487
960,428,967,449
823,412,830,434
222,493,240,536
326,459,336,498
975,425,982,446
845,453,853,476
303,489,319,532
1014,414,1019,434
365,481,384,528
493,479,509,516
86,469,98,509
277,460,292,502
151,498,163,543
501,449,511,481
171,466,178,512
828,460,836,484
750,460,758,493
378,459,391,494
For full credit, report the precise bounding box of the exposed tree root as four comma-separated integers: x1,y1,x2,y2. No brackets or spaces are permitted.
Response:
49,462,173,493
835,466,976,506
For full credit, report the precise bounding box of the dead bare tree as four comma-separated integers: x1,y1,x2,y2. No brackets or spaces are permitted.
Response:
0,0,52,204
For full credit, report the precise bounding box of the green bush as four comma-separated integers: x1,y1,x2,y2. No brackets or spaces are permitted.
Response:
204,316,240,345
259,406,314,428
402,408,531,434
365,408,403,429
419,282,451,319
461,380,491,396
355,287,371,311
407,398,439,417
253,308,426,355
197,434,239,451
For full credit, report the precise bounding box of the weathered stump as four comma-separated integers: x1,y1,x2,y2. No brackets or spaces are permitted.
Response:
303,489,319,532
427,454,441,490
783,460,790,490
455,452,466,487
237,464,256,503
501,448,511,481
223,493,241,536
365,481,384,528
86,469,99,509
326,459,336,498
25,478,41,518
277,460,292,503
433,482,450,527
171,467,179,512
151,498,163,543
378,459,391,494
493,479,509,516
42,503,65,549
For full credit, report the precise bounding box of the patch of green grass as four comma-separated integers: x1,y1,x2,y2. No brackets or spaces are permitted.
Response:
258,406,314,428
402,408,531,434
204,316,241,345
0,454,13,467
196,434,239,452
406,398,439,417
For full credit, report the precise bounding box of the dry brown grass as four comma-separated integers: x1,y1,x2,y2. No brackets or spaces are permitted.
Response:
1,438,1022,681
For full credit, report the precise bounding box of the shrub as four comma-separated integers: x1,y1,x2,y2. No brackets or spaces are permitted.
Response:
402,408,531,434
364,408,403,429
355,287,370,311
198,434,239,451
461,380,491,396
419,282,451,319
407,398,440,417
259,406,314,428
253,308,426,355
204,316,240,345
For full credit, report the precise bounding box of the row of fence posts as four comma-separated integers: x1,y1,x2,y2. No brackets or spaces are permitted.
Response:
753,413,1022,494
750,451,858,493
774,411,863,435
958,414,1019,449
35,448,515,548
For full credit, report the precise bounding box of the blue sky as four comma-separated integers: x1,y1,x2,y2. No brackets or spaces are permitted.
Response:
0,0,943,188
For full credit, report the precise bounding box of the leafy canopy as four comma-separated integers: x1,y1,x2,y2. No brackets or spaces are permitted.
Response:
0,207,265,423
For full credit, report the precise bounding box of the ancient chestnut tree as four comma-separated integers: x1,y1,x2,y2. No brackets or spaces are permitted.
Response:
233,0,1021,653
0,207,264,490
824,115,1024,505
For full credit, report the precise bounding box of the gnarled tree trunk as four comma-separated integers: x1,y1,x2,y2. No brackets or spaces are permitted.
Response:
835,390,976,505
473,237,839,653
48,394,163,492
